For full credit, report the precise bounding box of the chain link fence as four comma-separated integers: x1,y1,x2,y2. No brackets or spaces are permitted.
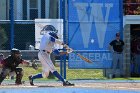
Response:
0,0,59,50
0,21,35,50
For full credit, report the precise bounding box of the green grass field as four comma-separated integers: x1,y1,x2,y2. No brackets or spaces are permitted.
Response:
21,66,105,81
10,65,140,81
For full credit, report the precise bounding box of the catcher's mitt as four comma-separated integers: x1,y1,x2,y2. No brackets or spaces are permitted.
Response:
32,62,38,70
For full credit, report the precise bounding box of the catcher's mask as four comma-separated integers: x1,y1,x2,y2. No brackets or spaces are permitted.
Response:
49,32,59,39
40,25,58,35
0,53,4,59
11,48,21,56
0,53,3,57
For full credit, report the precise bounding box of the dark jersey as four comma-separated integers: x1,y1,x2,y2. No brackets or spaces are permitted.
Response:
1,55,23,71
110,40,124,52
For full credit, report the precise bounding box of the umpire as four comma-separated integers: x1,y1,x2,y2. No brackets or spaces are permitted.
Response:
0,48,29,85
109,32,125,78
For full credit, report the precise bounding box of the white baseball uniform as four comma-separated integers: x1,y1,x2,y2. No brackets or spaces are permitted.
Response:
38,32,62,77
29,32,74,86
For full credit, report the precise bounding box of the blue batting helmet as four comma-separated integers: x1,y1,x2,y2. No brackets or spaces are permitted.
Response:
40,25,58,35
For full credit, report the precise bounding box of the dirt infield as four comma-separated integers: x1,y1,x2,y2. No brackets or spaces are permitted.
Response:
0,80,140,91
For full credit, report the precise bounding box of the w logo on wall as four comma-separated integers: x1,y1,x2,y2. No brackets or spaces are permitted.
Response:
68,0,123,68
68,0,122,50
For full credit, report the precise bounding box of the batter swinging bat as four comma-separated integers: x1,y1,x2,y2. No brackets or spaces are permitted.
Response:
66,48,92,63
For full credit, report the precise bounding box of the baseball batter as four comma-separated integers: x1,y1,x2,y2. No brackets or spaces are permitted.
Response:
29,31,74,86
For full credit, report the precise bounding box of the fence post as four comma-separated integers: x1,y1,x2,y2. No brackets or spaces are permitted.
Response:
10,0,14,49
59,0,67,79
60,49,66,79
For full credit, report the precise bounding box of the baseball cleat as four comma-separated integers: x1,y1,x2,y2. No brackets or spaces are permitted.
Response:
28,75,34,86
63,81,74,86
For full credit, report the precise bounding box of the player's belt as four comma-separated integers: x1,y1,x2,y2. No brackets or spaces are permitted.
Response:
39,50,50,54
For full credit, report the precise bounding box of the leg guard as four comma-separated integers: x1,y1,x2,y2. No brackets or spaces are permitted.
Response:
0,74,5,84
0,68,10,84
15,68,23,84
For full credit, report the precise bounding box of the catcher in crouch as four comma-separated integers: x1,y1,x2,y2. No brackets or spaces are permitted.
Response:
28,31,74,86
0,48,35,85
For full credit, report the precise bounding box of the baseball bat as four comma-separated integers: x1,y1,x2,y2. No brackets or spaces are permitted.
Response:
64,45,93,63
66,47,92,63
73,51,92,63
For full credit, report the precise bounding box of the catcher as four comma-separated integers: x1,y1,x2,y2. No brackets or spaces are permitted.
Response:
0,48,37,85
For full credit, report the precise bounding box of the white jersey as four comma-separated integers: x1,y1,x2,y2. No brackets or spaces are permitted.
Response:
38,32,63,74
39,33,55,53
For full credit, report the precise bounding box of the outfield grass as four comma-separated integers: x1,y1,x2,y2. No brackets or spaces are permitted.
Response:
19,66,140,81
21,66,105,81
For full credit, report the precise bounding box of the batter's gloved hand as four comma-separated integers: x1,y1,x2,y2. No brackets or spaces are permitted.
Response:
63,44,69,48
66,48,73,53
32,62,38,70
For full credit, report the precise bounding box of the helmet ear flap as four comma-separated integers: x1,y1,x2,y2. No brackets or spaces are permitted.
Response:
49,32,59,39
